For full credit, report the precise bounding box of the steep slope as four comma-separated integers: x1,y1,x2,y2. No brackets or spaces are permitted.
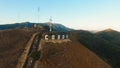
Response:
0,28,35,68
96,29,120,46
37,35,111,68
76,30,120,68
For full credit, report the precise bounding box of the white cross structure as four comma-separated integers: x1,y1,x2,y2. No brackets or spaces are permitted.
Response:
49,16,52,32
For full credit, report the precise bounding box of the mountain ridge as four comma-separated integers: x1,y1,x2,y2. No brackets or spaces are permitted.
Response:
0,22,72,32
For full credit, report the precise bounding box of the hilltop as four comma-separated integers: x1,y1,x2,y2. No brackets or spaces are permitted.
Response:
38,38,111,68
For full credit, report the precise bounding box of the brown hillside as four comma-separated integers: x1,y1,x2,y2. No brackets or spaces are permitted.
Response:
0,28,35,68
38,37,111,68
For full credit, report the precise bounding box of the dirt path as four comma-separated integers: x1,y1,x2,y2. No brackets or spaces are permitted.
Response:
16,33,38,68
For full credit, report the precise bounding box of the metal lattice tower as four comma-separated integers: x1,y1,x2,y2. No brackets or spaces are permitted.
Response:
38,7,40,23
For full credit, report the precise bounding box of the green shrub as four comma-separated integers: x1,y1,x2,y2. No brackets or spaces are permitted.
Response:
30,50,41,60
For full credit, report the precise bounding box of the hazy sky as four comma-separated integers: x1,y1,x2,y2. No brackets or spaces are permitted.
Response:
0,0,120,31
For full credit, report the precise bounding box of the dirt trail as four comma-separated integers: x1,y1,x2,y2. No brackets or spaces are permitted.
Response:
17,33,38,68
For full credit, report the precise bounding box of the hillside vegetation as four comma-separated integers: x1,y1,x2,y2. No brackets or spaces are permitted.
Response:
76,30,120,68
0,28,35,68
38,37,111,68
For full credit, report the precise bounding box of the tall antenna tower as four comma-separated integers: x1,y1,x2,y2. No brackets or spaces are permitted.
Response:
38,7,40,23
49,16,52,32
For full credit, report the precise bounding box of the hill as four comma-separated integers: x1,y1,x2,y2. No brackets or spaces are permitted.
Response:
37,36,111,68
0,22,72,32
96,29,120,46
0,22,34,30
76,30,120,68
0,28,35,68
0,22,119,68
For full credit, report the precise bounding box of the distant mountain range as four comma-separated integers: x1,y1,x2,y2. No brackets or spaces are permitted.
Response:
0,22,72,32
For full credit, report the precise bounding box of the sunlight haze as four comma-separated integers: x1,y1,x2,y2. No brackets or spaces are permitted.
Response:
0,0,120,31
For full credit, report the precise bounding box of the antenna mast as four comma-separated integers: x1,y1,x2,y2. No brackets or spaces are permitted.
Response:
38,7,40,23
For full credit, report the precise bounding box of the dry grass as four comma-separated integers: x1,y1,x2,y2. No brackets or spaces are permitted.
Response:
0,28,35,68
0,28,112,68
38,36,111,68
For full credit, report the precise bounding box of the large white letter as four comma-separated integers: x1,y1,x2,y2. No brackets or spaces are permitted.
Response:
62,35,65,39
45,35,48,40
66,34,69,39
52,35,55,40
58,35,60,40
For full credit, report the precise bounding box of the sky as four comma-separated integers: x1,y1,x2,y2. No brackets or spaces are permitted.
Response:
0,0,120,31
